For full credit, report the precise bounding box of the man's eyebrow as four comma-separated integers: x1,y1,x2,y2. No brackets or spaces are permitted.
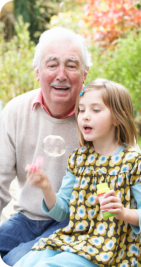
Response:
45,57,79,64
46,57,58,62
67,57,78,62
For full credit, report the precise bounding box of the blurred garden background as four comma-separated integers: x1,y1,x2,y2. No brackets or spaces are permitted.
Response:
0,0,141,148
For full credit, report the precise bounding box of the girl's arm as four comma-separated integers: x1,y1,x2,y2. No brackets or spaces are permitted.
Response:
42,170,75,221
130,183,141,233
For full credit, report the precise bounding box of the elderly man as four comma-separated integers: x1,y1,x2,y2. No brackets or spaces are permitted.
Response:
0,27,91,265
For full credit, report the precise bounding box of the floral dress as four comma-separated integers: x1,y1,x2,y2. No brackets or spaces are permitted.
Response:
33,146,141,267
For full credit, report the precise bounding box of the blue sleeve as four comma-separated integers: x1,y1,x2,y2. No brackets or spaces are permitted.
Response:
42,170,75,222
130,183,141,234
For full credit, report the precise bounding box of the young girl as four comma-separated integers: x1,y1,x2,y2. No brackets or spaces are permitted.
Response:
14,78,141,267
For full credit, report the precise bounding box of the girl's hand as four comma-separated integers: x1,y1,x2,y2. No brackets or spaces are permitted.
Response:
25,164,51,190
98,190,125,221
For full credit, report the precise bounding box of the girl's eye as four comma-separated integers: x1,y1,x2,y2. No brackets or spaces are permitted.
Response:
79,109,85,113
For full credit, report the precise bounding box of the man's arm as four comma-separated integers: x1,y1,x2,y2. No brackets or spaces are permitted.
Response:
0,109,16,220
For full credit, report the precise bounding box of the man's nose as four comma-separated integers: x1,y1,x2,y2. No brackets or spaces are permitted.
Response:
56,66,67,81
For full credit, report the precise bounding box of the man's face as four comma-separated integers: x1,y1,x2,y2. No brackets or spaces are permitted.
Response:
35,40,88,118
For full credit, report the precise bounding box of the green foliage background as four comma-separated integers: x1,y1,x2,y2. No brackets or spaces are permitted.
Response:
0,17,39,106
86,29,141,111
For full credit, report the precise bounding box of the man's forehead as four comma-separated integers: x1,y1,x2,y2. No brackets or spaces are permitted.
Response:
42,40,83,62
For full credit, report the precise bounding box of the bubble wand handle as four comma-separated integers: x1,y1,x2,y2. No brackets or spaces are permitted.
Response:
30,156,44,171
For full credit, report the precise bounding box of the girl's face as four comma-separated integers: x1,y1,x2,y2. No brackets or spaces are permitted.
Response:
77,89,117,147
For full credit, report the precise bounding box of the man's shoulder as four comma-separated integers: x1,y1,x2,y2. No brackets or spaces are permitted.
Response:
11,88,40,104
1,89,41,120
4,89,40,110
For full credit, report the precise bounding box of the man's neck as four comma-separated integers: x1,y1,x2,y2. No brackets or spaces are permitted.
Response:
49,105,75,119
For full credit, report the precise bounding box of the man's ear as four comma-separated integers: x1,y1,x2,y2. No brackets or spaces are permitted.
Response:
34,67,40,81
83,67,89,84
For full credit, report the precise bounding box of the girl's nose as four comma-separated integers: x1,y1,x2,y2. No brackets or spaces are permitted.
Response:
83,111,90,121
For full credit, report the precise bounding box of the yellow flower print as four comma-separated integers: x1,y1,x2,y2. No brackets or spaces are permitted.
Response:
117,245,126,261
87,208,97,220
115,188,124,203
96,251,113,264
95,159,100,166
125,151,137,163
107,223,116,237
117,261,128,267
77,251,91,260
78,234,87,242
63,235,75,243
78,146,88,154
69,206,75,220
89,146,95,154
63,221,74,233
109,159,115,167
80,176,89,190
73,241,83,250
68,152,76,169
75,205,87,220
121,164,130,173
127,243,140,257
76,154,86,166
74,220,88,232
98,155,109,166
103,237,116,251
128,229,139,242
125,201,130,209
123,223,128,232
86,244,98,256
70,190,78,205
90,178,96,191
88,220,94,234
125,187,130,201
61,245,75,253
119,233,126,245
116,173,125,187
131,257,139,267
89,236,104,248
108,167,119,175
109,256,116,265
111,154,122,165
94,221,108,236
85,153,96,165
73,177,81,190
78,190,86,204
85,193,96,207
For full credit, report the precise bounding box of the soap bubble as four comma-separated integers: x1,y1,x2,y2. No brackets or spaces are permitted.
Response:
42,135,67,157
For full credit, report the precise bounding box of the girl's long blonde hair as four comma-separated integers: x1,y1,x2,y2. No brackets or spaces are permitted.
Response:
75,78,137,149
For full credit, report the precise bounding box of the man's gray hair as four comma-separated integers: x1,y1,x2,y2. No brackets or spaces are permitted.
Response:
33,27,92,72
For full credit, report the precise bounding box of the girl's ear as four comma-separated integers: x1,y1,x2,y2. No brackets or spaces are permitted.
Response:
113,119,119,127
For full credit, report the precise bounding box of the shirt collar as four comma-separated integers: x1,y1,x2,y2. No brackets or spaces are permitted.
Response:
32,89,75,119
